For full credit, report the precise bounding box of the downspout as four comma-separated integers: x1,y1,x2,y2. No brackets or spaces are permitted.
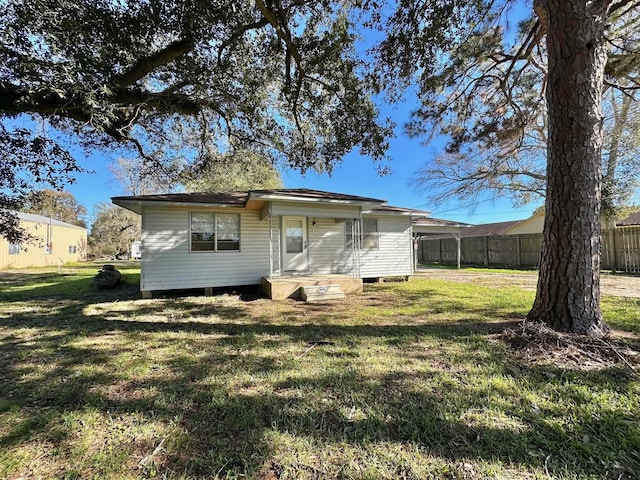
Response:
357,207,363,278
411,225,417,273
269,213,273,278
351,208,362,279
268,203,274,278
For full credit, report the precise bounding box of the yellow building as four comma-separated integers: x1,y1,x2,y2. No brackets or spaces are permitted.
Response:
1,212,87,269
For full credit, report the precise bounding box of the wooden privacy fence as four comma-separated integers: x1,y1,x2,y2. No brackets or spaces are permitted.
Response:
417,226,640,273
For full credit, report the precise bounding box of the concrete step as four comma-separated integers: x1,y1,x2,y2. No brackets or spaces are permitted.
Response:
301,284,345,302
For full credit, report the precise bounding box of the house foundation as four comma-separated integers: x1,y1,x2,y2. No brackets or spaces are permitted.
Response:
262,274,363,300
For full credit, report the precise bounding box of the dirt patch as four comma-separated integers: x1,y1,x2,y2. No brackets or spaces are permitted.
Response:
415,267,640,298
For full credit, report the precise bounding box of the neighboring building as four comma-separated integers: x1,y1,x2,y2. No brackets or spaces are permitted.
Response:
502,212,545,235
1,212,87,269
616,211,640,227
112,188,458,299
416,212,544,241
415,213,545,267
131,240,142,259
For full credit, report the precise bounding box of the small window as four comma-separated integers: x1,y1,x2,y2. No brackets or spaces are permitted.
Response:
190,212,240,252
9,243,20,255
345,218,378,250
68,245,77,254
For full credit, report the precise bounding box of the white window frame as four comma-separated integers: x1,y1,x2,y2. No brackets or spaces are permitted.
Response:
189,212,241,253
68,245,77,254
9,243,20,255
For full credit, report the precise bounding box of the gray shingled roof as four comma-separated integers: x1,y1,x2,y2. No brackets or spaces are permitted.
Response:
462,220,524,237
112,188,387,208
616,211,640,227
371,205,431,215
111,188,385,212
111,191,248,206
17,212,86,230
415,218,523,239
414,217,471,228
250,188,385,203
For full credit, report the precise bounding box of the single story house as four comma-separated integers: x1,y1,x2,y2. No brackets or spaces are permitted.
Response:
1,212,87,269
112,188,459,299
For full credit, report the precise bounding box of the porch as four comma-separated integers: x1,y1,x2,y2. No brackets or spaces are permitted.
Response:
261,274,363,300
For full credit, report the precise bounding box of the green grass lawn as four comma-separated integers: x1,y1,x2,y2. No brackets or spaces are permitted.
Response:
1,264,639,479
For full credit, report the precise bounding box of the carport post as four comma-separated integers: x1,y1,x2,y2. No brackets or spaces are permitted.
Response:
452,232,461,270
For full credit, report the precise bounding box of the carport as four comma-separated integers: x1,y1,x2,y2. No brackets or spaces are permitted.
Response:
412,217,471,270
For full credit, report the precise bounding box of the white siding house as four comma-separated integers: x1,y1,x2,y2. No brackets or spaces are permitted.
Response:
112,189,426,298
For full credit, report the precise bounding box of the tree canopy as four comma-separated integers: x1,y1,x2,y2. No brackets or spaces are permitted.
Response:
22,189,87,227
89,203,140,258
0,0,392,240
183,149,283,192
405,6,640,215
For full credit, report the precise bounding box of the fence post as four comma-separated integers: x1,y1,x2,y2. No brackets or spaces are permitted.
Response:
437,239,442,263
516,235,522,266
609,228,617,273
484,236,489,265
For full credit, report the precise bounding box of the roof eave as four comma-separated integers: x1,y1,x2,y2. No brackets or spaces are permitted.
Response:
413,224,472,234
364,210,431,217
112,198,244,214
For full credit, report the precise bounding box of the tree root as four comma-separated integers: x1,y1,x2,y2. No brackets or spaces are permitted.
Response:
500,321,640,373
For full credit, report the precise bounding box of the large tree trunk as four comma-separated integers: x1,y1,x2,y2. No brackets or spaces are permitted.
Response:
527,0,610,336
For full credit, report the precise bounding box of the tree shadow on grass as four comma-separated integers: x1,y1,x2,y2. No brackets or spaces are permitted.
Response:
1,275,639,478
2,302,639,478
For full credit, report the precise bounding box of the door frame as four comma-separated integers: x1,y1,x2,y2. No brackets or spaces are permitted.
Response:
281,216,309,273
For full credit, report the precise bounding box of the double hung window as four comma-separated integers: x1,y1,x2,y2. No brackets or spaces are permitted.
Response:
190,213,240,252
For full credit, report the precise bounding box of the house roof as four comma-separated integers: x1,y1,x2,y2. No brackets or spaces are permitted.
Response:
16,212,86,230
616,211,640,227
112,188,388,214
367,205,432,216
413,217,471,228
248,188,385,204
463,220,526,237
111,191,249,206
412,216,472,235
415,218,528,239
112,189,385,205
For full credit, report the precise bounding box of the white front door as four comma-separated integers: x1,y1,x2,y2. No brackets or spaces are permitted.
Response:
282,216,308,272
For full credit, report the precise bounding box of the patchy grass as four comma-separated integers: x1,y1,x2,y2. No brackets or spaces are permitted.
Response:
1,265,639,479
